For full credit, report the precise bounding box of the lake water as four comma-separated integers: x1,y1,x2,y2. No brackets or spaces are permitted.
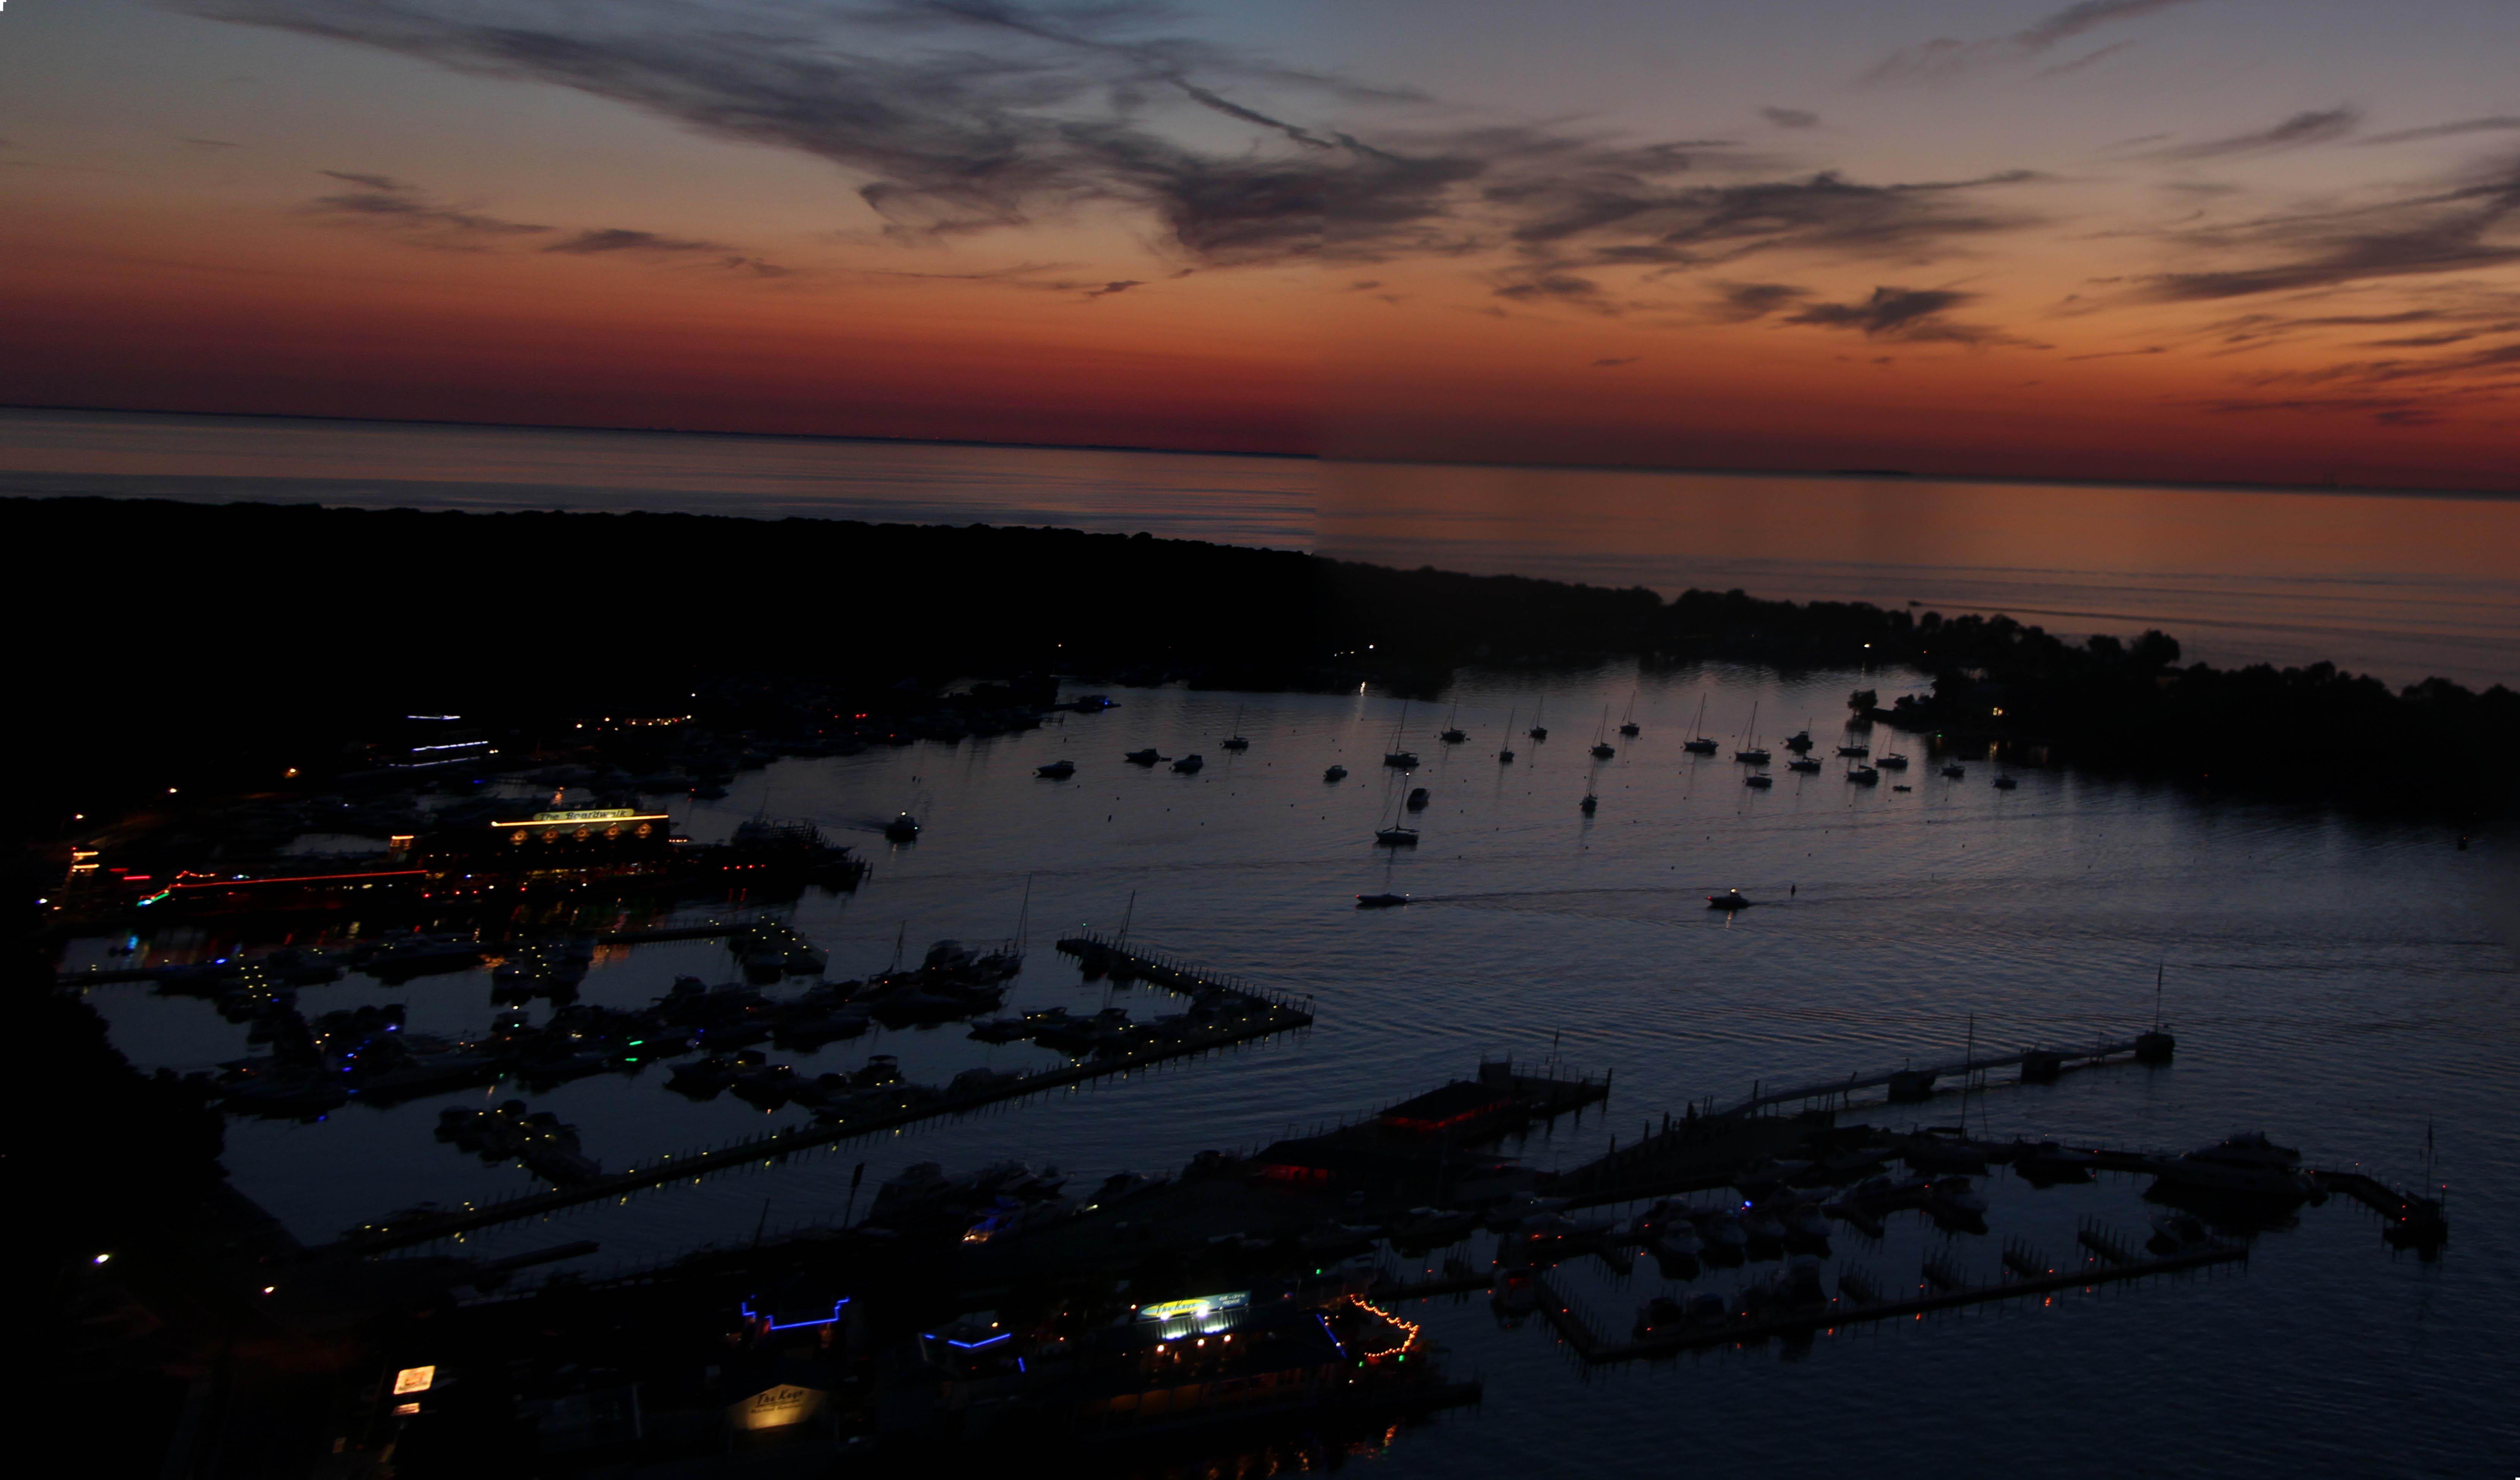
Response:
7,405,2517,689
67,667,2519,1477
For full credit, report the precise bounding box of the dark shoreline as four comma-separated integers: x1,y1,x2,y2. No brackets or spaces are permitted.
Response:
8,494,2511,855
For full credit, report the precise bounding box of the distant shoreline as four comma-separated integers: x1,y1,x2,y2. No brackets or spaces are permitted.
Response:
6,402,2513,503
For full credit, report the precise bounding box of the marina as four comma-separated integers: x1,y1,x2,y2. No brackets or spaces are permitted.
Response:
39,668,2504,1477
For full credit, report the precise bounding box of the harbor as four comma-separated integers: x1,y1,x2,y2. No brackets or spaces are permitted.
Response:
39,670,2499,1478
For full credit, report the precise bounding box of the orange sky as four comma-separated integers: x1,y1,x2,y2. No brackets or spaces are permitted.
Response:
5,0,2517,489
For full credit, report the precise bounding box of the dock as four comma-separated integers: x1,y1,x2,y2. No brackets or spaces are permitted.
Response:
329,944,1312,1255
1530,1236,2246,1364
1054,935,1316,1015
1720,1034,2165,1118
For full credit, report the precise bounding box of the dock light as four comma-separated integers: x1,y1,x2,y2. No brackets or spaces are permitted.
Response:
262,1285,275,1294
92,1253,110,1265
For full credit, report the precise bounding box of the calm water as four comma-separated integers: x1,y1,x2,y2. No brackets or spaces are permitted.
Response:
8,406,2517,689
71,668,2518,1477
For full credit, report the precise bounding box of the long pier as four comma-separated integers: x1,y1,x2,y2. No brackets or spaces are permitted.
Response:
1055,935,1315,1014
1722,1035,2160,1118
1531,1238,2246,1364
327,947,1311,1255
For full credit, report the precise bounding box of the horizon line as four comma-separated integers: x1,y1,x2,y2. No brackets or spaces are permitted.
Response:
4,400,2514,505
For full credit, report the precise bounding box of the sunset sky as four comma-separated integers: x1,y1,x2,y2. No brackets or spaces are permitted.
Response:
5,0,2518,489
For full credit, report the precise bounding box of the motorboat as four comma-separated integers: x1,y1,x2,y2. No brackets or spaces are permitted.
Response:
1993,775,2019,790
1591,741,1616,760
1383,750,1420,769
1745,773,1774,789
1499,745,1516,763
1619,720,1640,738
883,813,920,842
1847,765,1880,785
1579,793,1598,814
1706,889,1755,910
1440,727,1467,744
1836,741,1870,757
1171,753,1204,773
1941,761,1966,778
1323,764,1348,782
1877,751,1910,769
1405,787,1430,810
1035,759,1076,779
1786,755,1820,772
1783,729,1814,752
1355,893,1410,909
1892,783,1913,792
1124,748,1164,765
1374,826,1420,847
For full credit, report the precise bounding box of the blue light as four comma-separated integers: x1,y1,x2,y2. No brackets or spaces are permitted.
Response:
740,1296,849,1331
1316,1313,1347,1357
944,1332,1012,1350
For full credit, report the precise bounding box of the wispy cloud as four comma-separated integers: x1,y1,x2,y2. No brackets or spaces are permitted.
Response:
309,171,548,248
2148,107,2360,161
2145,160,2520,300
1862,0,2208,85
2357,116,2520,148
1760,107,1819,130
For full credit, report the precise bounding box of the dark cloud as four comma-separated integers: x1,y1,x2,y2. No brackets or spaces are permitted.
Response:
1760,107,1819,130
1705,280,1809,321
2149,107,2360,161
184,0,2032,284
1346,279,1381,290
2358,116,2520,148
180,136,244,148
1590,356,1638,367
1494,273,1602,301
1864,0,2205,84
544,227,723,255
1082,279,1140,298
1783,285,1982,338
2146,161,2520,300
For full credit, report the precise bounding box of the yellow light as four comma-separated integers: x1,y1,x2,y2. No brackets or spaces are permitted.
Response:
394,1402,421,1416
392,1366,436,1396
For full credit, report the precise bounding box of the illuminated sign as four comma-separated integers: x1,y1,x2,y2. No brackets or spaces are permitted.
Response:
392,1366,436,1395
728,1384,824,1431
495,808,655,826
1136,1292,1249,1324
